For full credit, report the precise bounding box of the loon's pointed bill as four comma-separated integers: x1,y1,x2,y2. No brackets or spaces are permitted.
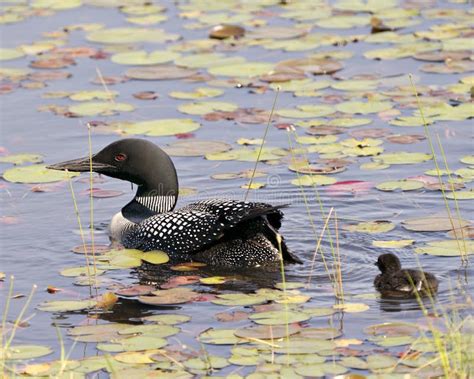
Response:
47,155,116,173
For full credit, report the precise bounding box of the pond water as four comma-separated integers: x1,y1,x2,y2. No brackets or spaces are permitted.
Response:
0,0,473,377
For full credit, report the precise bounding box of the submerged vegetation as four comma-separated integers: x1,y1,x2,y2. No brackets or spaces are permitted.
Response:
0,0,473,378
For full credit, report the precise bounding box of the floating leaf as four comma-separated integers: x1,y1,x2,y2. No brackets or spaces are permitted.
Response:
367,354,397,372
336,101,393,114
372,240,415,248
234,324,301,340
0,48,25,61
118,324,179,338
142,314,191,324
415,240,473,256
125,66,197,80
212,293,268,306
0,153,43,165
198,328,246,345
446,190,474,200
87,27,179,44
0,345,53,360
291,175,337,187
343,221,395,234
178,101,237,115
111,50,180,65
97,336,167,352
249,310,310,325
460,155,474,165
141,251,169,265
209,62,274,77
60,266,105,277
376,180,424,191
3,165,80,183
69,102,134,116
169,87,223,100
115,118,201,137
374,152,432,165
139,288,200,305
402,216,470,232
369,334,415,347
200,276,228,285
184,355,229,370
37,299,97,312
333,302,369,313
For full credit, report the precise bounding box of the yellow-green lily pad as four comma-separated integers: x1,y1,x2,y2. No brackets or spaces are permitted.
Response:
249,310,310,325
291,175,337,187
37,299,97,312
0,153,43,165
376,180,424,191
69,102,134,116
336,101,393,114
87,27,180,44
141,251,169,265
343,221,395,234
0,345,53,360
208,62,274,77
115,118,201,136
3,164,80,183
111,50,180,65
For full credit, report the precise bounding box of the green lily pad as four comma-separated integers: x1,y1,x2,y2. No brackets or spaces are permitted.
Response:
376,180,424,191
183,356,229,370
3,164,80,183
142,314,191,324
97,336,168,352
141,251,169,265
249,310,310,325
198,328,246,345
206,147,286,162
367,354,397,372
402,216,470,232
460,155,474,165
0,153,43,165
340,356,368,370
175,53,245,68
0,345,53,360
212,293,268,306
343,221,395,234
208,62,274,77
37,299,97,312
277,105,335,118
125,65,197,80
118,324,179,337
69,102,135,116
69,91,118,101
169,87,223,99
415,240,473,256
336,101,393,114
291,175,337,187
369,335,416,347
114,118,201,136
164,140,231,157
364,322,420,336
234,324,301,340
111,50,180,65
374,152,432,165
178,101,237,115
60,266,105,277
0,47,25,61
87,27,180,44
446,190,474,200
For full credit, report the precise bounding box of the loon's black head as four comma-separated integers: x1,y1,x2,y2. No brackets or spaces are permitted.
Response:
48,138,179,198
375,253,402,274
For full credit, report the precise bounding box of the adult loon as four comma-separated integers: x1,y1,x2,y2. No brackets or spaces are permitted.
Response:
374,253,438,297
48,138,301,267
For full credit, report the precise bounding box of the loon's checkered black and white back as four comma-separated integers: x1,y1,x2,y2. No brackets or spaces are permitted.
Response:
122,199,300,266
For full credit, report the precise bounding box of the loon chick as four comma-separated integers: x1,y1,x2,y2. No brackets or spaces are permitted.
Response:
48,138,301,267
374,253,438,297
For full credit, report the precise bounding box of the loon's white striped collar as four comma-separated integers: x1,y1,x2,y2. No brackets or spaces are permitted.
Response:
135,195,176,213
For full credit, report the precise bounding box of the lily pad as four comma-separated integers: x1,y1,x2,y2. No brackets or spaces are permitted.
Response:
374,152,432,165
114,118,201,136
111,50,180,65
343,221,395,234
209,62,274,77
234,324,301,340
291,175,337,187
249,310,310,325
178,101,238,115
415,240,473,256
0,153,43,165
402,216,471,232
0,345,53,360
141,251,169,265
37,299,97,312
372,240,415,248
376,180,424,191
125,66,197,80
69,102,134,116
198,328,246,345
87,27,180,44
336,101,393,114
3,164,80,183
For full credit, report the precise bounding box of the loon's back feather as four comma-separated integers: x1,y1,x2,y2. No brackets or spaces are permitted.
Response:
122,199,300,265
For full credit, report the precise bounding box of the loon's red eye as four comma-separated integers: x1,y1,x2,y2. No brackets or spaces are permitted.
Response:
114,153,127,162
